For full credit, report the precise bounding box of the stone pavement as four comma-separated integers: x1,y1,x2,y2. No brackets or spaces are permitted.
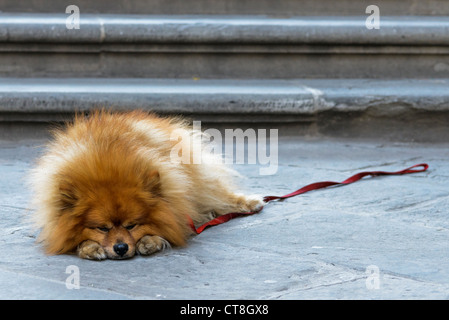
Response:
0,134,448,299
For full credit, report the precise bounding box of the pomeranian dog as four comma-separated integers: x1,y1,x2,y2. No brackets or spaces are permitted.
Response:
29,110,264,260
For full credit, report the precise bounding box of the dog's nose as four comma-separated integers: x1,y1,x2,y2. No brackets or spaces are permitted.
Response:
113,242,128,256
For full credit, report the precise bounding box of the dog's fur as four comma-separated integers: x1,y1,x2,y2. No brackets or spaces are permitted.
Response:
29,110,263,260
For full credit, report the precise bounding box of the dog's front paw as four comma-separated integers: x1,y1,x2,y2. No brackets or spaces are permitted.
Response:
136,235,171,256
77,240,106,260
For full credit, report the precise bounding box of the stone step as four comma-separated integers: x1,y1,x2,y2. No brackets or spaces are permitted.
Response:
3,14,449,45
2,77,448,141
1,14,449,79
0,0,448,16
1,78,448,121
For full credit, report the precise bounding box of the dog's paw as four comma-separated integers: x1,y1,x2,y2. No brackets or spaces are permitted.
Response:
242,194,265,212
136,235,171,256
77,240,106,260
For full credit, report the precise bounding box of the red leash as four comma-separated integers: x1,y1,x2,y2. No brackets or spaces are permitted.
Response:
189,163,429,234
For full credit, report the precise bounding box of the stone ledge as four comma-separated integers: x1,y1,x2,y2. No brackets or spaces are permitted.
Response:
0,78,448,120
1,14,449,45
0,0,448,16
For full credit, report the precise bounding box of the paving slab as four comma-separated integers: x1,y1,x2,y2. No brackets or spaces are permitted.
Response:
0,135,448,300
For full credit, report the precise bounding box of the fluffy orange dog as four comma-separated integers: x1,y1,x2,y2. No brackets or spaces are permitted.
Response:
29,110,263,260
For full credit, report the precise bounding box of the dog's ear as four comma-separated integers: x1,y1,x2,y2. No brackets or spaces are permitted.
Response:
59,180,78,210
144,170,161,196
